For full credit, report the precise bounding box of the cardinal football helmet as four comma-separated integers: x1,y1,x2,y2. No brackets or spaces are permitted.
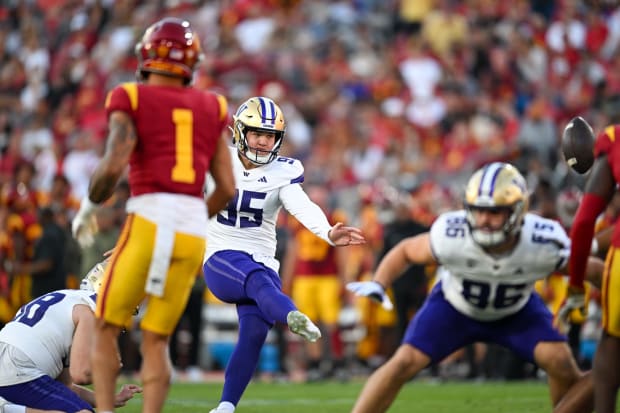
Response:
464,162,529,247
80,260,108,293
135,17,203,84
232,96,286,165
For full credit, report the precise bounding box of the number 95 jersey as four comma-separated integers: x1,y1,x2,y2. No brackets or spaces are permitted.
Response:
430,211,569,321
205,146,305,263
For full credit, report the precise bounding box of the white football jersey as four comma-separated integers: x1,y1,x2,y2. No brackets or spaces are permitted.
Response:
430,211,569,321
206,147,333,269
0,289,96,382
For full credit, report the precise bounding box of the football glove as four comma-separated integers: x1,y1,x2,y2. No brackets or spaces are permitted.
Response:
72,197,99,248
556,286,586,333
346,281,393,310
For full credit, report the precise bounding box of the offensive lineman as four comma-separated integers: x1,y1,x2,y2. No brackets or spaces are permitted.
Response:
0,262,141,412
202,96,365,413
347,162,602,413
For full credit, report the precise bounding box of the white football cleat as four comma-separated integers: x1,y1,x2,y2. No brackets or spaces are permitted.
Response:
287,310,321,342
209,401,235,413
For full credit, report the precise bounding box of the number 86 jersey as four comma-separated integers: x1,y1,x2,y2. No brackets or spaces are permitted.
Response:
430,210,570,321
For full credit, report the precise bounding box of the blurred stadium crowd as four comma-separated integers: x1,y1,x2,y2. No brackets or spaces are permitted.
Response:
0,0,619,382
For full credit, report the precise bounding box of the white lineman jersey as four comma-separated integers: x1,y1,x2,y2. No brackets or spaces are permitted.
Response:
430,211,569,321
0,289,96,383
206,146,305,261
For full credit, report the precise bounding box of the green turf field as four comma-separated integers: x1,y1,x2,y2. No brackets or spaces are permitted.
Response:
120,379,554,412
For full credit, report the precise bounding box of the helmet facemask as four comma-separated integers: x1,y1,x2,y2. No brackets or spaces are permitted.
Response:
464,162,529,248
465,202,526,247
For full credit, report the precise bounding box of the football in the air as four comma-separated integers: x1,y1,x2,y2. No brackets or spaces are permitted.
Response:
561,116,595,174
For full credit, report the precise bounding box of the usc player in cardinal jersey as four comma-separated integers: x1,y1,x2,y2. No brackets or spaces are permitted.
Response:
71,18,235,413
564,122,620,413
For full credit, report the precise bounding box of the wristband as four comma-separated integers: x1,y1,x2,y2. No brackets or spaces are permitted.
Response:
78,196,99,215
323,227,336,246
372,280,386,291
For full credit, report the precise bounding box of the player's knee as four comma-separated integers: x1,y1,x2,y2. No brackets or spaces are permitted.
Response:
141,331,169,355
539,348,580,381
392,345,428,379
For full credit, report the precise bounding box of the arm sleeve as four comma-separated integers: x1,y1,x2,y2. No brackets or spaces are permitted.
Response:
569,193,607,287
280,183,335,246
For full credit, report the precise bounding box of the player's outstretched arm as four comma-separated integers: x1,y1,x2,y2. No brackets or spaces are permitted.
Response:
569,155,615,290
328,222,366,246
281,184,364,246
206,135,235,218
372,232,435,288
347,233,436,309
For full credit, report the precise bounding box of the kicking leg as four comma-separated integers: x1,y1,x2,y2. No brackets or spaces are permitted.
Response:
245,271,320,341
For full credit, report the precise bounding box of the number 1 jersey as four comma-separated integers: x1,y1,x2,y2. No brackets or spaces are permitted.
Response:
105,82,228,198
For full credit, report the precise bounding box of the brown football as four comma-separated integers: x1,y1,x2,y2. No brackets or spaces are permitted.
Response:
561,116,595,174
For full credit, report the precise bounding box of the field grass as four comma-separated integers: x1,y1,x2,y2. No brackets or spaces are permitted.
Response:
119,379,553,413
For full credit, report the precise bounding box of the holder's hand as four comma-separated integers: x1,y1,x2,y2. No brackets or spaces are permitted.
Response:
114,383,143,407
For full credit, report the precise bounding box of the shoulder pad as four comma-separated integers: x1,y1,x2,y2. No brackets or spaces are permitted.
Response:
429,210,468,261
270,156,304,184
